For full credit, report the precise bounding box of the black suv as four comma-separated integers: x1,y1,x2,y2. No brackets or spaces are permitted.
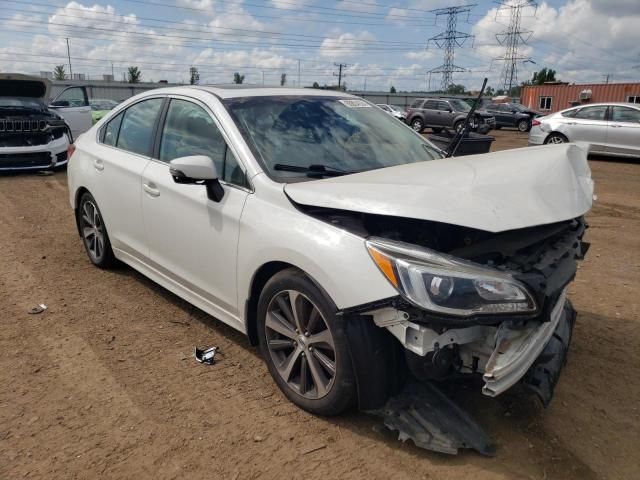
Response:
404,98,495,134
480,101,540,132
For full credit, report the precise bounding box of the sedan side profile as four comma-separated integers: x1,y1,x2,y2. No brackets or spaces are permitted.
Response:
528,102,640,158
68,87,592,420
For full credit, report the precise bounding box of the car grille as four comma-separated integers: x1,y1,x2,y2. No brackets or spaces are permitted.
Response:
0,152,52,169
0,119,48,132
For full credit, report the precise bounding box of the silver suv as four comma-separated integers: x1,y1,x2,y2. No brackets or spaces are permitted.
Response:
405,98,495,133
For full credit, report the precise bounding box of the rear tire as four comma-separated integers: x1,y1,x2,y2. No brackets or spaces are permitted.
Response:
517,119,531,132
454,120,465,133
257,268,357,416
544,133,568,145
77,192,116,269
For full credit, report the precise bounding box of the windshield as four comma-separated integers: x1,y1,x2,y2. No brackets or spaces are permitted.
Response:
0,97,42,109
509,103,527,112
224,96,442,181
449,99,471,112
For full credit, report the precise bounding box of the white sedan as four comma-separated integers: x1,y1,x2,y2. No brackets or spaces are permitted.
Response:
528,102,640,158
68,86,593,420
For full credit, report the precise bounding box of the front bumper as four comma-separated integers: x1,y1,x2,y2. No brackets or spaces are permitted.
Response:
0,133,69,171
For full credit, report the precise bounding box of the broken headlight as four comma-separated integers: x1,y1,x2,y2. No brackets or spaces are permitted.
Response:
366,237,536,317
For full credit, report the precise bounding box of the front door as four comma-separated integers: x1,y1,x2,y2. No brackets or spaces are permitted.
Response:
141,97,250,326
606,105,640,156
50,86,92,140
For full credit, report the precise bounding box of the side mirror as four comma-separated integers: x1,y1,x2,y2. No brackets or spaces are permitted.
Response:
49,100,70,107
447,108,453,113
169,155,224,202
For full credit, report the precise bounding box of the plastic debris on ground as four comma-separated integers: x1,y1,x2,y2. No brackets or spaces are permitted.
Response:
194,346,218,365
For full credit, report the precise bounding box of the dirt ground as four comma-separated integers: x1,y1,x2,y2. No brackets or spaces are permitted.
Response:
1,131,638,480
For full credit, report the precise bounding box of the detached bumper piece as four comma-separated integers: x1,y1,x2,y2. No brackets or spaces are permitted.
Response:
368,381,496,456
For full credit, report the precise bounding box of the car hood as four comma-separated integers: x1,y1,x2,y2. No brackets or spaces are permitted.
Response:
284,144,594,233
0,73,51,101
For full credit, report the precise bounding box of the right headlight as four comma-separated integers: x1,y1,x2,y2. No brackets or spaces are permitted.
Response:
366,237,537,317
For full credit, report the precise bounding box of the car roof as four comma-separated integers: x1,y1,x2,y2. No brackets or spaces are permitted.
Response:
139,85,354,100
564,102,640,109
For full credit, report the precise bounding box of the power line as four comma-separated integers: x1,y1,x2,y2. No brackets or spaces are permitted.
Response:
426,4,476,91
493,0,537,94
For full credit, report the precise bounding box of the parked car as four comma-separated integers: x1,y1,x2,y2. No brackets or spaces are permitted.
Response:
90,98,120,124
0,73,91,171
68,87,592,425
376,103,406,121
529,102,640,158
404,97,495,133
481,102,540,132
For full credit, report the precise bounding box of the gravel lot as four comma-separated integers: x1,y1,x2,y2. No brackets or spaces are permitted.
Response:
1,131,638,480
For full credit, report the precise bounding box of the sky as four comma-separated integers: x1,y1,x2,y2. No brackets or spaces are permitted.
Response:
0,0,639,92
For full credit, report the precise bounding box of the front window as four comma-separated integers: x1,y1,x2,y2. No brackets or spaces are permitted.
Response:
223,96,442,182
611,106,640,123
539,96,553,110
448,99,471,112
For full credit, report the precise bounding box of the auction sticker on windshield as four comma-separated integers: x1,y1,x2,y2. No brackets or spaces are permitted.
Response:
339,99,371,108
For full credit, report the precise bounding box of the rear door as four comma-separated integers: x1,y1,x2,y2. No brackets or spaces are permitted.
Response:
90,97,165,260
565,105,608,149
436,100,455,126
606,105,640,156
422,100,441,126
49,86,92,140
140,96,250,325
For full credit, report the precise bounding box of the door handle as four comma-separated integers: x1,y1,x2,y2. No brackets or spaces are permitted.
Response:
143,182,160,197
610,124,622,128
93,159,104,171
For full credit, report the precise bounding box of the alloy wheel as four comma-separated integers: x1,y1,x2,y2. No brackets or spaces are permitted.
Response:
265,290,336,399
80,200,105,262
518,120,530,132
548,135,566,144
411,120,423,132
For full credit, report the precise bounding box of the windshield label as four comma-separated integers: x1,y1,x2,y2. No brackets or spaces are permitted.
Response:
339,99,371,108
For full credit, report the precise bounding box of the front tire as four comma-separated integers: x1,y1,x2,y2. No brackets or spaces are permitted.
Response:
77,192,116,268
257,269,357,416
410,118,424,132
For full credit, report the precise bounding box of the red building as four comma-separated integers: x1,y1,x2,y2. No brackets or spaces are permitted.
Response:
520,82,640,114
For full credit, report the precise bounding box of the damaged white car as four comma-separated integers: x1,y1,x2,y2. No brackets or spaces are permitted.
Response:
67,87,593,454
0,73,91,171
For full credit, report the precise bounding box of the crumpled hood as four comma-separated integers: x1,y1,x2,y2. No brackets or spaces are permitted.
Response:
284,144,594,233
0,73,51,101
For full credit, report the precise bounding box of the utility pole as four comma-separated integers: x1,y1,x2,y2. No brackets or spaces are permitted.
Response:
602,74,610,84
494,1,537,95
334,63,347,89
298,59,301,88
111,62,114,79
262,71,265,85
426,4,475,92
363,76,367,92
66,37,73,78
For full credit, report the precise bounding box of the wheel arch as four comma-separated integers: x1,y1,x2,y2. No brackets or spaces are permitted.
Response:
73,186,91,236
544,131,569,144
244,261,334,346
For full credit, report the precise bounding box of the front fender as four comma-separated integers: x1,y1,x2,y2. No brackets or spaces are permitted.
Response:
236,177,397,318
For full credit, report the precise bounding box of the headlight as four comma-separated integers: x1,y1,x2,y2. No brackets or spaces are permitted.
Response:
366,237,536,317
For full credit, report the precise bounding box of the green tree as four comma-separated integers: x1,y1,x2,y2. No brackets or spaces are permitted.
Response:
233,72,245,84
312,81,320,88
189,66,200,85
390,85,396,93
485,85,495,97
280,73,287,86
529,67,557,85
447,84,466,95
53,65,66,80
127,66,141,83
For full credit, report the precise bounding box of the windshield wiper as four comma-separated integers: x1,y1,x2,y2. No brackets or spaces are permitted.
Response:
274,163,353,177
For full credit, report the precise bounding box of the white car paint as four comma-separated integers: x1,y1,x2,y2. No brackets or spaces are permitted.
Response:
285,144,593,233
528,102,640,158
67,86,593,410
49,86,93,140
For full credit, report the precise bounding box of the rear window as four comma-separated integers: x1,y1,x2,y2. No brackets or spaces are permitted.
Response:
116,98,164,156
410,99,424,108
